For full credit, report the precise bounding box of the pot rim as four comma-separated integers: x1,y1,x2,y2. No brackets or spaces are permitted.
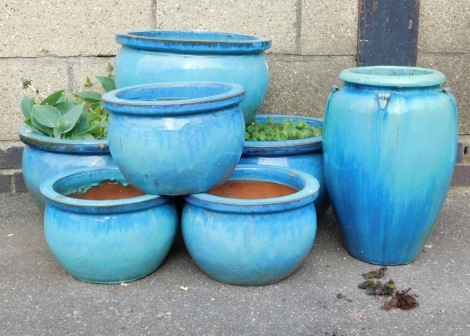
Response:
115,29,272,54
19,124,109,153
184,165,319,213
339,66,446,88
102,82,246,115
243,114,323,156
40,167,169,214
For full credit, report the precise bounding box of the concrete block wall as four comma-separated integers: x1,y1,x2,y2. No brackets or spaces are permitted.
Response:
1,0,469,193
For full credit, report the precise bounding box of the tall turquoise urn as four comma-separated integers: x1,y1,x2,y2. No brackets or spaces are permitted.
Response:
113,30,271,124
323,66,458,265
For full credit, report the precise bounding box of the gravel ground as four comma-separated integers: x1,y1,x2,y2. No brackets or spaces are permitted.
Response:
1,188,469,336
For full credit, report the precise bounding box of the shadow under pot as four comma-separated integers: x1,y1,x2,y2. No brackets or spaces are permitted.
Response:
182,165,319,286
240,114,330,217
113,30,271,124
101,82,246,196
19,124,115,209
40,167,178,284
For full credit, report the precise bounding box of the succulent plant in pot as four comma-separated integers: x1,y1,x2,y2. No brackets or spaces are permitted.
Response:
19,69,117,209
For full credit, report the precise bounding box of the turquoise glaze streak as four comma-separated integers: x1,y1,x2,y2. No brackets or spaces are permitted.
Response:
182,165,319,286
113,30,271,124
19,125,115,209
102,82,246,196
40,168,178,284
323,66,458,265
239,114,330,217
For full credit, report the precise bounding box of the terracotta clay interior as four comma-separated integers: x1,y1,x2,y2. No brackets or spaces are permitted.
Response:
68,180,146,200
207,180,298,199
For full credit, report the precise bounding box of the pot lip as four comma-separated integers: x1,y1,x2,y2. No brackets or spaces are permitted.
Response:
184,165,319,212
243,114,323,154
339,66,446,88
19,124,110,153
102,82,246,116
115,29,272,54
40,168,167,213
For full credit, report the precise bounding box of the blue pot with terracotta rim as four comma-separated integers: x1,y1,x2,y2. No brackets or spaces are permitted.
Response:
323,66,458,265
40,167,178,284
182,165,319,286
113,30,271,124
101,82,246,196
19,124,115,209
240,114,329,217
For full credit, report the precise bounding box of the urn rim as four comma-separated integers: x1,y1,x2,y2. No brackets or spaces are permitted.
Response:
339,66,446,88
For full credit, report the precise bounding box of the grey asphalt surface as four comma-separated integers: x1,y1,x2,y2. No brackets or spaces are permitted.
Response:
1,187,469,336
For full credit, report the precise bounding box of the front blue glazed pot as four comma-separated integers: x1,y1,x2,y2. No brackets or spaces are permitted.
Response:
19,125,115,209
40,168,178,284
323,66,458,265
102,82,246,196
113,30,271,124
182,165,319,286
239,114,329,217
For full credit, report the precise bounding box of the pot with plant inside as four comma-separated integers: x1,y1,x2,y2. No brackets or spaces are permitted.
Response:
182,164,319,286
239,114,329,217
19,71,116,209
40,167,178,284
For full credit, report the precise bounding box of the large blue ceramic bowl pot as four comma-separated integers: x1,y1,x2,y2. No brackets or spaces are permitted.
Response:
40,168,178,284
102,82,246,196
19,124,115,209
113,30,271,124
182,165,319,286
323,66,458,265
239,114,329,217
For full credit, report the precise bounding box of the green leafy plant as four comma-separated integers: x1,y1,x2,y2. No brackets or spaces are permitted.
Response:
245,117,323,141
21,65,115,140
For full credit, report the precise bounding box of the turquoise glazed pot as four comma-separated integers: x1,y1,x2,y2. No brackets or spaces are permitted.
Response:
40,168,178,284
240,114,330,217
323,66,458,265
113,30,271,124
102,82,246,196
19,124,115,209
182,165,319,285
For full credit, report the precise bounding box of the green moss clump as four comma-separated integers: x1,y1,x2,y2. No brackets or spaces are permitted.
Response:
245,117,322,141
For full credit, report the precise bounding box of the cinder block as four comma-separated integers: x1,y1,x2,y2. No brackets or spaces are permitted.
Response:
260,55,356,117
0,59,68,141
301,0,358,55
418,0,470,53
13,172,28,193
69,58,116,93
457,135,470,164
0,145,23,169
417,53,470,135
156,0,297,54
0,174,11,193
0,0,152,58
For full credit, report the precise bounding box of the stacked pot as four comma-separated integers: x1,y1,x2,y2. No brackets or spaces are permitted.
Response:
29,30,321,286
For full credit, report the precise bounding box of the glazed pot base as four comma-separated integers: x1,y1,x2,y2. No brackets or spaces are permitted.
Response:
346,251,418,266
72,270,157,284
